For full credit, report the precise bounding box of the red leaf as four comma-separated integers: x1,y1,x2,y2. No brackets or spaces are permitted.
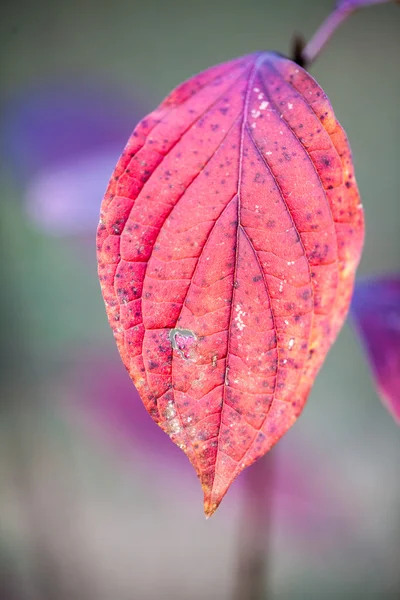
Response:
97,53,364,516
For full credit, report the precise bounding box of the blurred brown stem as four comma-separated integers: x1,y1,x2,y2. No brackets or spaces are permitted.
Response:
233,451,275,600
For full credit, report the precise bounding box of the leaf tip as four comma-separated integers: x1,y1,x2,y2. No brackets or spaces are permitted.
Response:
202,476,230,518
203,496,220,519
201,476,224,518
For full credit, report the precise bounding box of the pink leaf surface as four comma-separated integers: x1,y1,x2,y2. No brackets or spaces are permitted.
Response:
97,52,364,515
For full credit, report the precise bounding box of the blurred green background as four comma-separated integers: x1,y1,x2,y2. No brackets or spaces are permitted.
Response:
0,1,399,598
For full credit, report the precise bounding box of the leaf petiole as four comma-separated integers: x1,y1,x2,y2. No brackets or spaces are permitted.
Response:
298,0,397,69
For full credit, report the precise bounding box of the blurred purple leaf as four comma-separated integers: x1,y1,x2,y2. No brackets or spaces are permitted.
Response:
351,276,400,423
25,149,121,235
2,82,146,235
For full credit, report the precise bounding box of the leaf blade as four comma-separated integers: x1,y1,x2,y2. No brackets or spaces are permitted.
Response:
97,52,364,515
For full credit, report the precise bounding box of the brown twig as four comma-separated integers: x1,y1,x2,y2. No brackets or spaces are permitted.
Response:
233,451,275,600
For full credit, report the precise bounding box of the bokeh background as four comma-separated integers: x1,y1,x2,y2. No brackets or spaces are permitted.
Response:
0,1,399,598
